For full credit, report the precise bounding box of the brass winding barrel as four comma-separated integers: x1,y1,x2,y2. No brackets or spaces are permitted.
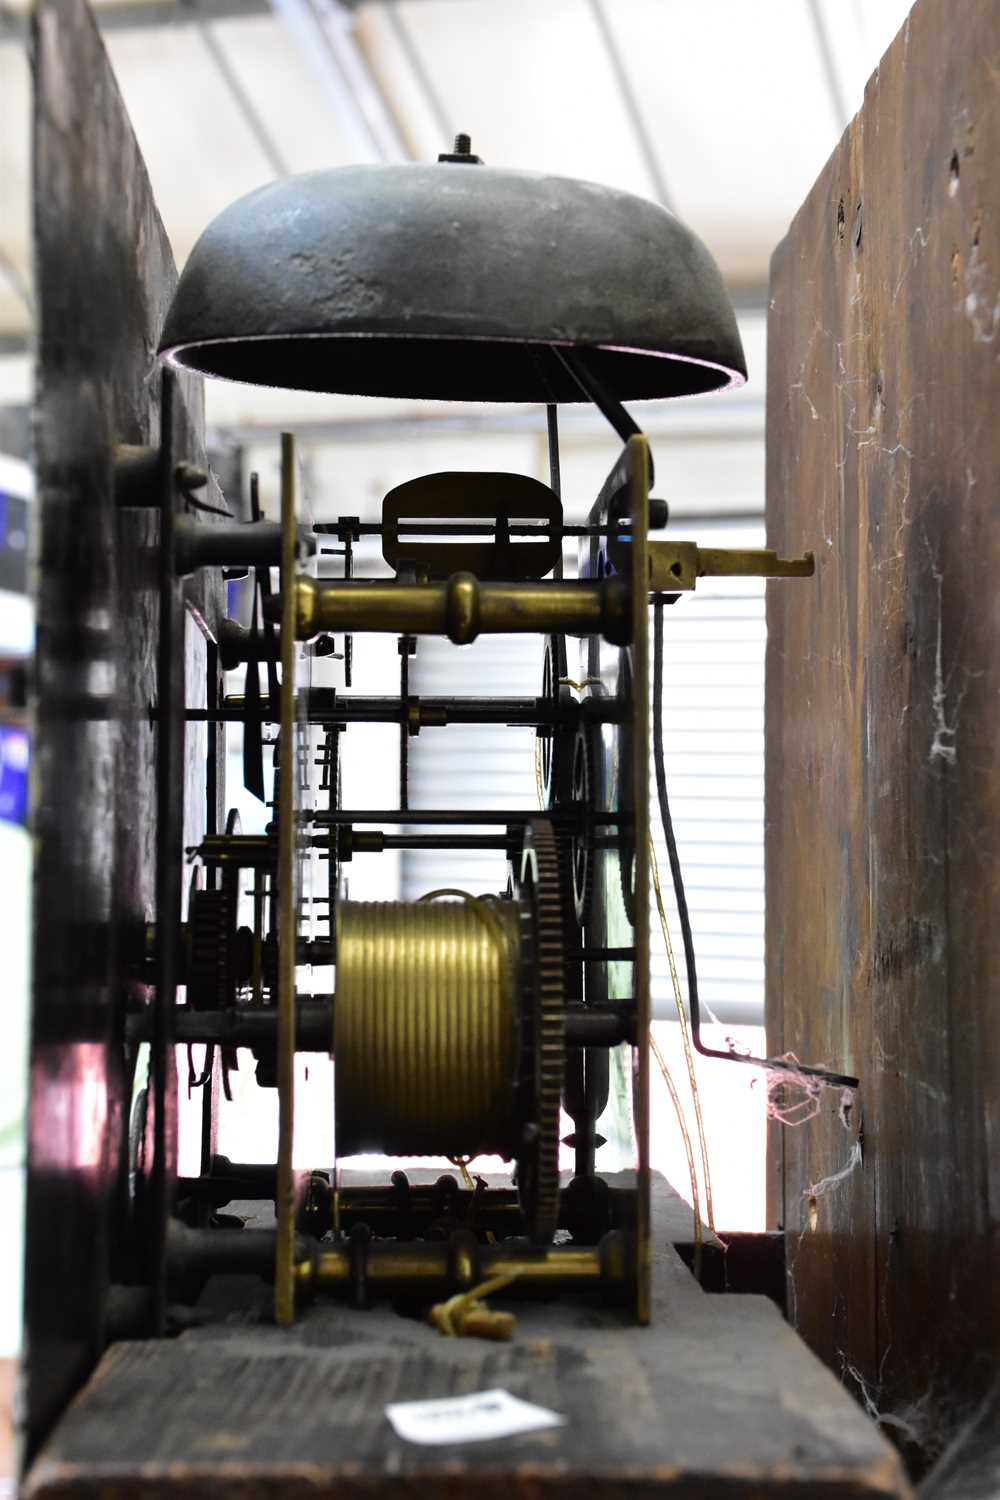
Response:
333,897,520,1157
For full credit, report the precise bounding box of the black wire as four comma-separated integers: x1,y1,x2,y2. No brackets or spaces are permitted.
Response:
652,597,702,1036
651,596,859,1089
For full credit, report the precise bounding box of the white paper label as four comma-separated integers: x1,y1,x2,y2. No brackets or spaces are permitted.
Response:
385,1388,565,1446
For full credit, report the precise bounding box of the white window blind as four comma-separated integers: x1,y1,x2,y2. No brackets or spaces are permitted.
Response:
402,633,541,900
650,519,766,1028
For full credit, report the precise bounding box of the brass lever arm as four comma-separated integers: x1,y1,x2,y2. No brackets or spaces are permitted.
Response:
648,542,815,592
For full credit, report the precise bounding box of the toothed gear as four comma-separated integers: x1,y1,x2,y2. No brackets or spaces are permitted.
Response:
567,722,597,927
516,817,566,1244
320,726,342,957
538,635,573,807
548,714,594,998
187,886,236,1009
543,636,596,930
554,829,583,1005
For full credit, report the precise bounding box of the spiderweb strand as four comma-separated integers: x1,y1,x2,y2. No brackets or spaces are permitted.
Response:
649,1027,703,1278
758,1052,856,1127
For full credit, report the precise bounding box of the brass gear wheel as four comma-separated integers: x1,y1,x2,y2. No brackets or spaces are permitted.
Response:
187,808,245,1009
516,817,566,1244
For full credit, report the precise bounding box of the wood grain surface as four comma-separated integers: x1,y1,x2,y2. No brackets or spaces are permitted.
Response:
27,0,223,1460
23,1180,908,1499
766,0,1000,1475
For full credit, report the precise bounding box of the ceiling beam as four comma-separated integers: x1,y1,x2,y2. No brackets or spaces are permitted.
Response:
0,0,271,37
806,0,850,133
585,0,676,214
0,247,33,321
196,20,291,176
270,0,409,162
383,0,453,152
0,0,464,32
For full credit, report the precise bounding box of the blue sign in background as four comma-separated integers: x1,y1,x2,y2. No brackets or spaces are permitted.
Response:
0,725,29,826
